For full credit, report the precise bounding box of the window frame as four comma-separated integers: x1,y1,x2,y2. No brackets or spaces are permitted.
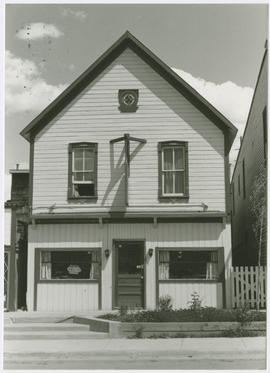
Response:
158,141,189,201
156,247,224,283
68,142,98,200
36,247,102,283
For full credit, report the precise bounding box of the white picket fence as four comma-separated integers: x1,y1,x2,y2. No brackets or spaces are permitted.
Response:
230,266,267,309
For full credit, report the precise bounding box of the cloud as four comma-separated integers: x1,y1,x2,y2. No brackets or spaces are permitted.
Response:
172,68,254,167
5,50,67,115
61,8,87,20
16,23,63,40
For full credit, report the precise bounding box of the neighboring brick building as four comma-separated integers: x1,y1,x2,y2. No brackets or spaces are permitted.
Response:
231,45,267,266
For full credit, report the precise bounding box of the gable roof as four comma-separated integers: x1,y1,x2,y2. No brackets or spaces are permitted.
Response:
20,31,237,150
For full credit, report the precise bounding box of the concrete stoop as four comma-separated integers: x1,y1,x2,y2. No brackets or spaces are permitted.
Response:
4,322,109,340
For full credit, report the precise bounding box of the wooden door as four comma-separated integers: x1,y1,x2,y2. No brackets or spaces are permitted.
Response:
115,241,144,308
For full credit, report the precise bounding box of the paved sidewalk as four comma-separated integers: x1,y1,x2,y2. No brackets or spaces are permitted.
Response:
5,336,266,354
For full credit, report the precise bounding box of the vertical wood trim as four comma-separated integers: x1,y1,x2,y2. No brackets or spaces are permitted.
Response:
34,247,39,311
94,143,98,199
112,240,116,308
67,144,72,199
157,143,162,200
143,240,146,309
219,246,225,308
29,141,34,211
98,247,102,310
184,142,189,197
155,248,159,309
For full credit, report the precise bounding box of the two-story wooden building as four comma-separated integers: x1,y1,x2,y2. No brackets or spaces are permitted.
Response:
231,45,267,266
20,31,237,312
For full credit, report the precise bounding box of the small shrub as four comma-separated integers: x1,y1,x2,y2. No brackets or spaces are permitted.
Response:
234,303,252,325
222,327,254,338
134,326,143,338
119,305,128,317
158,295,173,311
188,292,202,310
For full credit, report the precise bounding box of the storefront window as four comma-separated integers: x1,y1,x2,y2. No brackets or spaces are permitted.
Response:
158,250,219,280
40,250,100,280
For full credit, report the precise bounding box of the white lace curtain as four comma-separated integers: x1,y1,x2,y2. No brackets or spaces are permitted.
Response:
159,251,170,280
206,251,219,280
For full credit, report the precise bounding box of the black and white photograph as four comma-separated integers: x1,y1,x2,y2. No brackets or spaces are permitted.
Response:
2,1,268,370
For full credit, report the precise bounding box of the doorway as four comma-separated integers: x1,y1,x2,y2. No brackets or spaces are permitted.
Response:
114,240,145,308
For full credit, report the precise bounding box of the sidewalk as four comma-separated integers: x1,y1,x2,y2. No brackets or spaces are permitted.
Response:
5,336,266,355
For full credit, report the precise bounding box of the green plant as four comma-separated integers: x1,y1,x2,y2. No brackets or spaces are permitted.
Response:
158,295,173,311
188,292,202,310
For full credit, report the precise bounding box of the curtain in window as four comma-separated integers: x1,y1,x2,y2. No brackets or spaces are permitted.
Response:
90,251,100,279
40,251,52,280
206,252,218,280
159,251,170,280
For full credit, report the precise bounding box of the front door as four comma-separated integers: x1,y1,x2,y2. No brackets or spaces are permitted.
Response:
115,240,144,308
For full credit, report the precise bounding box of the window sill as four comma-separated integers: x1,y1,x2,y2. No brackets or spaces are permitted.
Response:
159,195,189,203
68,196,98,203
37,279,100,283
159,279,220,283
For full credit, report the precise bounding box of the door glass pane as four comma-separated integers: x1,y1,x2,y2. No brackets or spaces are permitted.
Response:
175,147,184,169
163,172,173,194
175,171,184,193
163,148,173,170
118,244,143,274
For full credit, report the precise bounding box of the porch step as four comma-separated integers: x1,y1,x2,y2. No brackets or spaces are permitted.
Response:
4,322,109,340
5,330,109,340
5,323,90,332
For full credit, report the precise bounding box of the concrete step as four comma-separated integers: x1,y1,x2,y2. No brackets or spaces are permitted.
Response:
4,330,109,340
5,323,90,332
5,316,74,324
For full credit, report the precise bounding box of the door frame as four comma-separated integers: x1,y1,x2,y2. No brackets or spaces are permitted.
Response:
112,239,146,309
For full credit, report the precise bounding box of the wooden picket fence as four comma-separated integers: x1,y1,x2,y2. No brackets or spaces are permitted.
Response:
230,266,267,309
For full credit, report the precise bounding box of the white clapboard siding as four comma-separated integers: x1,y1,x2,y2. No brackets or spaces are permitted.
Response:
27,221,231,311
32,48,225,213
159,282,223,309
230,266,266,309
36,283,99,312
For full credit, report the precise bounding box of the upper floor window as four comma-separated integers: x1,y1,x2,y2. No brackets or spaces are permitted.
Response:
68,143,97,199
158,141,189,199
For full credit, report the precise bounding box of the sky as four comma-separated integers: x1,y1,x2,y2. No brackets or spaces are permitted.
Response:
3,2,268,201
